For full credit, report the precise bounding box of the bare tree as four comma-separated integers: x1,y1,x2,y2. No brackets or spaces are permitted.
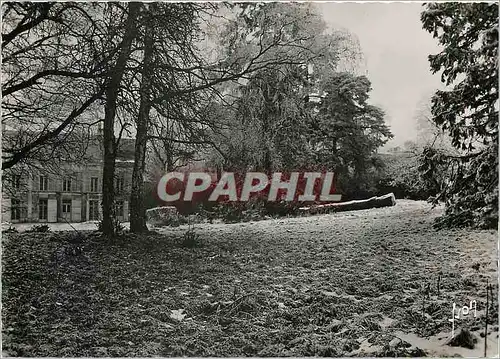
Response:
129,4,155,233
101,2,140,236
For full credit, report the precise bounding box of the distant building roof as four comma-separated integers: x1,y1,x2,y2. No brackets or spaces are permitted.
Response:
70,135,136,163
2,129,135,165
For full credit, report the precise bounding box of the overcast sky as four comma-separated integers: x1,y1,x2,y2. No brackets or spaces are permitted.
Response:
318,2,444,147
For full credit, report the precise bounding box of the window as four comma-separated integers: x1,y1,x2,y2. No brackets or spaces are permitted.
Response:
63,178,72,192
62,200,71,214
39,176,48,191
11,199,21,220
90,177,98,193
12,175,21,190
39,199,48,220
115,201,124,217
115,176,125,194
89,200,99,221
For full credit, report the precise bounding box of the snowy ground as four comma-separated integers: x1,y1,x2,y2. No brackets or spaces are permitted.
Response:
150,200,500,357
2,200,499,357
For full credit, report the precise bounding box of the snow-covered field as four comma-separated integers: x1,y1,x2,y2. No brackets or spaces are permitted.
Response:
2,200,498,357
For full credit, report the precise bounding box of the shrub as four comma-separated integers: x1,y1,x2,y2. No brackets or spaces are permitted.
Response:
26,224,51,233
179,225,203,248
2,226,18,234
146,206,180,225
375,152,436,200
420,145,498,229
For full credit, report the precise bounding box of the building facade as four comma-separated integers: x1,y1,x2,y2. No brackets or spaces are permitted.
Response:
2,137,135,223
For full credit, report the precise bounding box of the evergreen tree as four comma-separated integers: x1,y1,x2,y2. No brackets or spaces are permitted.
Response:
420,3,498,229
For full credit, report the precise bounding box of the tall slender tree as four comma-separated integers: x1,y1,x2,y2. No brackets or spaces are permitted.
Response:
101,2,140,235
129,4,155,233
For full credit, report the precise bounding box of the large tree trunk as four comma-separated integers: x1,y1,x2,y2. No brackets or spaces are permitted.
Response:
129,6,154,233
101,3,139,236
299,193,396,215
